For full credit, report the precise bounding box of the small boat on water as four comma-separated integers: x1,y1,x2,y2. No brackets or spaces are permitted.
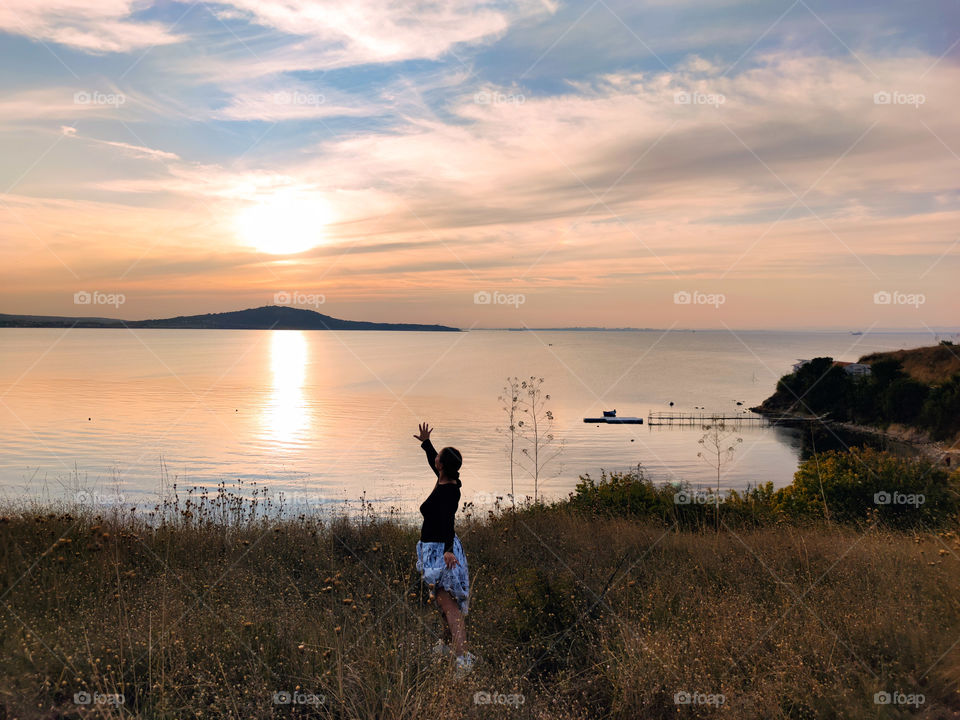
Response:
584,409,643,424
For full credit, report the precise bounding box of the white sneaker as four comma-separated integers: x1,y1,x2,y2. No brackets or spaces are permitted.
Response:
455,651,476,674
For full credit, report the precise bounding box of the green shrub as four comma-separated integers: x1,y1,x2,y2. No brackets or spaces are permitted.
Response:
565,450,960,530
778,446,960,527
566,466,675,521
566,466,781,529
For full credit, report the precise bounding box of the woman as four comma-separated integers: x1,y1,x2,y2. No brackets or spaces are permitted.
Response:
413,421,475,672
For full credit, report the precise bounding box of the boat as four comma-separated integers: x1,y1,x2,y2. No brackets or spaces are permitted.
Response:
584,409,643,424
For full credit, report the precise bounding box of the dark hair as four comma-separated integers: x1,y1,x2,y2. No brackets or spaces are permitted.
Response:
438,446,462,483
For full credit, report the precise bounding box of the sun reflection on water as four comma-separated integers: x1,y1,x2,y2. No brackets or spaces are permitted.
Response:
262,331,310,450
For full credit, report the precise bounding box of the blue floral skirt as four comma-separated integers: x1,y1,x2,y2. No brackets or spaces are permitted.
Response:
416,535,470,615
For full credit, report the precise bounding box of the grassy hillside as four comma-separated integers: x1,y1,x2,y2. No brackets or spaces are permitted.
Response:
859,343,960,385
2,470,959,719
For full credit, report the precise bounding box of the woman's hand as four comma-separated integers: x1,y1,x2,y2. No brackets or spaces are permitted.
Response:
443,551,459,569
413,422,432,442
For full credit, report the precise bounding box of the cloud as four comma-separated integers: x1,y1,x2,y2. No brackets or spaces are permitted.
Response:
93,138,180,161
2,35,957,325
261,53,957,242
62,52,960,263
0,0,181,53
208,0,545,69
175,0,554,84
0,87,129,121
212,86,377,122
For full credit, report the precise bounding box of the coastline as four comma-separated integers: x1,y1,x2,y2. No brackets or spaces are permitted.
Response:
750,405,958,466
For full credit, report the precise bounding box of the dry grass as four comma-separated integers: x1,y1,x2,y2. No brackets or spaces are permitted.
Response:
859,345,960,385
1,490,959,719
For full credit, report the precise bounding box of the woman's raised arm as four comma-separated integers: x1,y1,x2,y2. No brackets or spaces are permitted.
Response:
414,422,439,476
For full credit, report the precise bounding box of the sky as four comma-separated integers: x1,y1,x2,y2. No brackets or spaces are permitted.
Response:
0,0,958,330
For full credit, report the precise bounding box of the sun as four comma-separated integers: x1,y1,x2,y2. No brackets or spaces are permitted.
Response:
235,191,329,255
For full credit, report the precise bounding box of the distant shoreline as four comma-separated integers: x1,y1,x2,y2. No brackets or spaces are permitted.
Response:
0,305,461,332
2,316,956,334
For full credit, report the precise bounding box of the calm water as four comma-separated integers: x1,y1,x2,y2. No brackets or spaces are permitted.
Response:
0,328,940,512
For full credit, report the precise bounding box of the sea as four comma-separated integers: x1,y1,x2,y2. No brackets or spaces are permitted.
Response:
0,328,946,514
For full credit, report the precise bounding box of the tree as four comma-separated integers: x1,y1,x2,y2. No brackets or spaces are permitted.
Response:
697,422,742,532
919,373,960,441
777,357,851,418
870,358,906,389
516,376,563,503
882,378,928,424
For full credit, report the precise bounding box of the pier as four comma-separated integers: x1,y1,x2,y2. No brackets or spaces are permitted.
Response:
646,411,817,426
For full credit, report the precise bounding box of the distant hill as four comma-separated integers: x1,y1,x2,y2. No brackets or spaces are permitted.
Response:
0,306,460,332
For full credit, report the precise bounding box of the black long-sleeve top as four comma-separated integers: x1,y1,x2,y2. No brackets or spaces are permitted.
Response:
419,439,461,553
